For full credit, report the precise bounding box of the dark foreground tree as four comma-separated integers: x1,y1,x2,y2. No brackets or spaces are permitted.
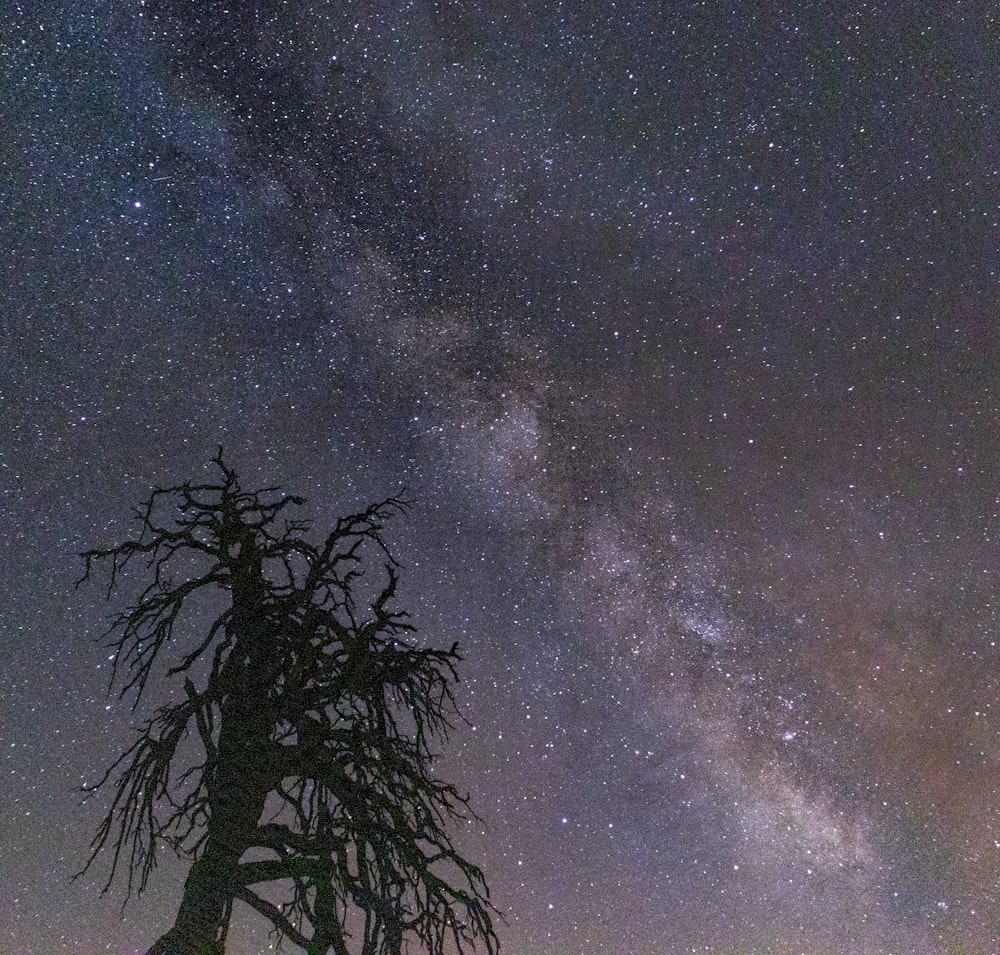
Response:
77,453,498,955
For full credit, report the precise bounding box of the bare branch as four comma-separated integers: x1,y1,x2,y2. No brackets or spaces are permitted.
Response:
77,458,498,955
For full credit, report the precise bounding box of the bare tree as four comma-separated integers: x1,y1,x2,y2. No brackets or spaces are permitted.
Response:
77,452,499,955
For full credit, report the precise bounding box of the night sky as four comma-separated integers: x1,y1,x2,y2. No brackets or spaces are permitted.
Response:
3,2,1000,953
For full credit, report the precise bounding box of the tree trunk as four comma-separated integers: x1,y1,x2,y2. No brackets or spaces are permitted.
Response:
145,846,234,955
145,709,272,955
148,539,283,954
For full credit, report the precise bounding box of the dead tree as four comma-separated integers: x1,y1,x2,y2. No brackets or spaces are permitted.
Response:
77,452,499,955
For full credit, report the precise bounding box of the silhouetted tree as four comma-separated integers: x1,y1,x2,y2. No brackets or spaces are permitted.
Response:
77,452,498,955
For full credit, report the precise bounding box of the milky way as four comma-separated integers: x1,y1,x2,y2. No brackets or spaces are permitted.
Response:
3,3,1000,953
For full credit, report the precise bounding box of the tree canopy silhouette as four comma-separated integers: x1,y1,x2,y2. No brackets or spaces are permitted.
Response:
77,452,499,955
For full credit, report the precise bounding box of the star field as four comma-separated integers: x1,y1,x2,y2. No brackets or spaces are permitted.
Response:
3,2,1000,953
